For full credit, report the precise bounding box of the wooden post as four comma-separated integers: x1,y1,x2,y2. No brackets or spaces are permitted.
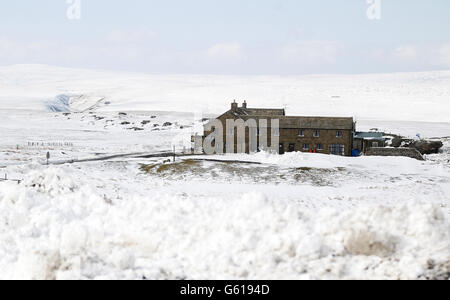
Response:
173,146,176,162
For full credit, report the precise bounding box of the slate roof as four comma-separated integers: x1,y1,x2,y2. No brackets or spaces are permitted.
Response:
205,103,354,131
354,132,385,140
234,108,286,116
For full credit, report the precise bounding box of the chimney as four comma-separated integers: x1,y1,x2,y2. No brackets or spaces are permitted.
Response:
231,100,238,111
242,100,247,109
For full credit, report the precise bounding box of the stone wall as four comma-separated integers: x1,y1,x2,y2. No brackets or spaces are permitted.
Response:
279,128,353,156
365,147,424,160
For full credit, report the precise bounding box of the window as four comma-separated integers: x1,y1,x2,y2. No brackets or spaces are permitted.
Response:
372,142,379,148
228,128,234,135
330,144,345,156
303,143,309,150
298,129,305,137
336,131,343,138
313,130,320,137
317,144,323,150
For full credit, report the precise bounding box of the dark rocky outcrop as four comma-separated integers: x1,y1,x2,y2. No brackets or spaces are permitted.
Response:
410,140,443,155
386,132,443,155
390,136,414,148
391,137,403,148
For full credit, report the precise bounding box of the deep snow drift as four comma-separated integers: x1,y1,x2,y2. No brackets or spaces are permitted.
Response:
0,155,449,280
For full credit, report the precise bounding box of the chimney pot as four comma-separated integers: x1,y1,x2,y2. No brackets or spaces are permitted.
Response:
231,100,238,111
242,100,247,109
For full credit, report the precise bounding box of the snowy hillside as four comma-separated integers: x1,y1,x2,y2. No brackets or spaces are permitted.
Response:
1,64,450,123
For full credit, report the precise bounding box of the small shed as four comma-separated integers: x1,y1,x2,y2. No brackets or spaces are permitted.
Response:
353,132,387,154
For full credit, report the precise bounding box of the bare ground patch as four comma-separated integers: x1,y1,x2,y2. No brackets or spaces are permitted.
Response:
140,159,356,186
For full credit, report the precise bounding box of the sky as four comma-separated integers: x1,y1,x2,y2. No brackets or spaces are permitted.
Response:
0,0,449,75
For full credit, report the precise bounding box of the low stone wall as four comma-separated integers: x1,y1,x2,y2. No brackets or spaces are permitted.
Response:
365,147,424,161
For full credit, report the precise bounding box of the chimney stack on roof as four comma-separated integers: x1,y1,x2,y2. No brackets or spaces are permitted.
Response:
231,100,238,111
242,100,247,109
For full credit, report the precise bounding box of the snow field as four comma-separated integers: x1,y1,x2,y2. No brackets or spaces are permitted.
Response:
0,161,448,280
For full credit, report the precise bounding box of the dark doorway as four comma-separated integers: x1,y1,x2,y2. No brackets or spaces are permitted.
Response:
279,143,285,155
289,144,295,152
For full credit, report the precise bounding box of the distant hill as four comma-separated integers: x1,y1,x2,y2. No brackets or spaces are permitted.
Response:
0,64,449,123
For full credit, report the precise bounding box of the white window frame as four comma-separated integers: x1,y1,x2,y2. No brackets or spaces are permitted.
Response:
330,144,345,156
313,130,320,138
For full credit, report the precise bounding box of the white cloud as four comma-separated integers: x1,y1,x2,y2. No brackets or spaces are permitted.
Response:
390,44,450,69
290,27,305,39
105,29,157,44
1,33,449,74
437,44,450,66
393,45,419,61
368,48,386,59
281,41,340,65
0,36,146,69
206,42,244,61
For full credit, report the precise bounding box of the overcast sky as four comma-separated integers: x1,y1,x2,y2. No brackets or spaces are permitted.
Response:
0,0,449,74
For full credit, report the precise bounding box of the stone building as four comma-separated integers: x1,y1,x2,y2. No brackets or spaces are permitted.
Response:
199,101,355,156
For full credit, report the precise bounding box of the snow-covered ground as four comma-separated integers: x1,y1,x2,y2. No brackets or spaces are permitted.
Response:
1,64,450,123
0,65,449,279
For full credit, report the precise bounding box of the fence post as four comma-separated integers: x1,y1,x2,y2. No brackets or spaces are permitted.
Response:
173,146,176,162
